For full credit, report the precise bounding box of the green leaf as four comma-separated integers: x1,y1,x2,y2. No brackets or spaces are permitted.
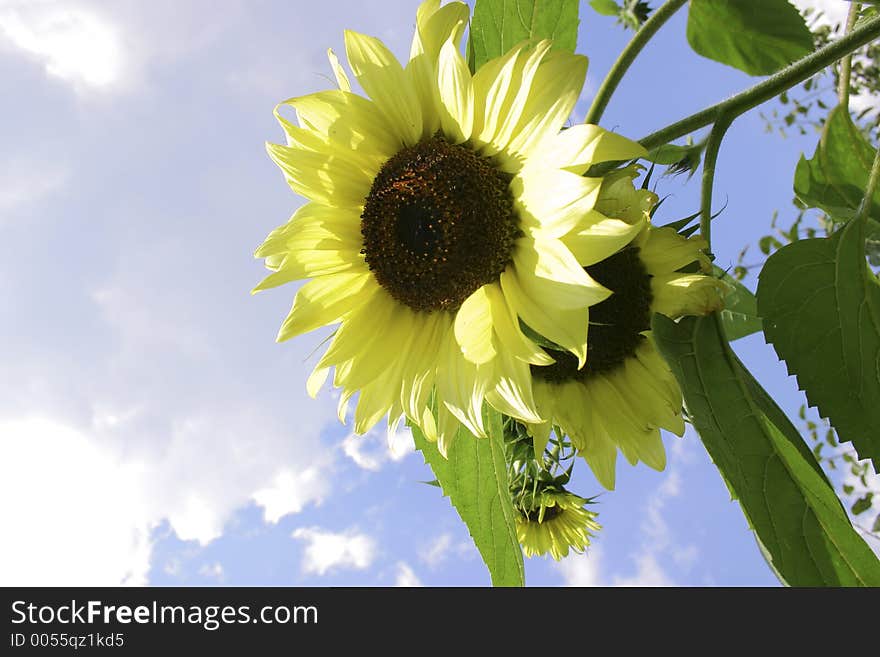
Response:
714,265,762,341
411,408,525,586
646,143,695,166
686,0,813,76
793,106,880,240
653,314,880,586
469,0,580,71
757,220,880,470
851,493,874,516
589,0,619,17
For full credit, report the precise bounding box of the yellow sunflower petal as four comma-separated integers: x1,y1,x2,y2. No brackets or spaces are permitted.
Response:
275,272,376,341
266,141,372,207
420,405,438,443
527,417,552,460
582,429,619,490
505,50,588,158
437,33,474,143
530,123,647,174
255,203,360,259
436,403,461,457
562,214,644,267
400,314,449,421
285,90,399,161
472,43,526,151
485,282,553,365
327,48,352,91
500,268,591,367
252,251,355,292
408,0,469,136
454,286,497,365
344,30,422,146
485,349,541,423
595,166,658,224
640,227,710,273
515,238,611,308
306,365,330,398
489,40,553,154
317,290,396,369
437,330,486,437
354,373,397,434
651,273,725,318
515,169,603,238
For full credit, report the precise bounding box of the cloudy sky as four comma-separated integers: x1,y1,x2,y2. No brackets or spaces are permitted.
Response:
1,0,876,587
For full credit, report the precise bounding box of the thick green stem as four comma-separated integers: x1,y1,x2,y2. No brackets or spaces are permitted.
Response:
838,3,861,107
639,14,880,151
699,115,732,252
584,0,688,125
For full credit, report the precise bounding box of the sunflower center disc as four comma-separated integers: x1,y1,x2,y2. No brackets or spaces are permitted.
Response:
361,135,520,312
532,246,653,384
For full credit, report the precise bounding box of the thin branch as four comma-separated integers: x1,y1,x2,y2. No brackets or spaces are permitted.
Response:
699,116,732,252
838,2,861,107
639,14,880,151
584,0,688,125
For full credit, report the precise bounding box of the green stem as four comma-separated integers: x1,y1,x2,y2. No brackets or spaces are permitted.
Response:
855,140,880,249
639,14,880,151
699,115,732,252
584,0,688,125
838,3,861,107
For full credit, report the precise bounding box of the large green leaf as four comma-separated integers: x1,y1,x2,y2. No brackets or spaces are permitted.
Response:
794,106,880,234
468,0,579,71
757,220,880,470
653,314,880,586
411,408,525,586
686,0,813,76
714,265,762,341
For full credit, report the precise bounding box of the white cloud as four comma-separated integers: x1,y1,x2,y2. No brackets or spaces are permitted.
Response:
0,3,123,88
557,548,675,587
613,553,676,587
792,0,878,118
394,562,423,587
198,562,225,580
0,159,68,214
557,549,604,587
252,466,330,525
672,544,700,569
291,527,377,576
556,440,702,587
418,533,453,568
342,425,415,472
0,418,153,586
0,406,336,586
792,0,850,29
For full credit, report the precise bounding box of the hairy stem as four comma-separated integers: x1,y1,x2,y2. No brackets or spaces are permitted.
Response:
584,0,688,125
838,3,861,107
699,115,732,252
856,138,880,249
639,14,880,151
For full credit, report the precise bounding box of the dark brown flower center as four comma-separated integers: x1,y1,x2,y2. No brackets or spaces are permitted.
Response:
532,246,653,384
360,135,520,312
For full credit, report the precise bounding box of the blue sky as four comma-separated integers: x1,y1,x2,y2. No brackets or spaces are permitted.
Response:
1,0,876,587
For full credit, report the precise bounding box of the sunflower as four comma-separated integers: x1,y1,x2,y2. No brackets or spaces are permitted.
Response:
254,0,647,454
515,490,600,560
527,166,724,490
